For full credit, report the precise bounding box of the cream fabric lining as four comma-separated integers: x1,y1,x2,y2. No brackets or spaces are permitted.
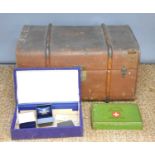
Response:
15,69,80,104
15,109,79,129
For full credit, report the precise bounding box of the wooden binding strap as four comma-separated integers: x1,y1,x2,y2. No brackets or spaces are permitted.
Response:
45,23,52,67
101,24,113,102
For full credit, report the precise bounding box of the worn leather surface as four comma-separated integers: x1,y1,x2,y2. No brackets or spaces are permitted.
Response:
81,70,106,100
16,25,140,100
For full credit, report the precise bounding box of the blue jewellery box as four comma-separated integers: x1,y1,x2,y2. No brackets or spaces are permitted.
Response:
11,67,83,140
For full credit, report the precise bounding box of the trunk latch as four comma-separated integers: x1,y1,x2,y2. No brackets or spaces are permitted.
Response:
121,65,127,78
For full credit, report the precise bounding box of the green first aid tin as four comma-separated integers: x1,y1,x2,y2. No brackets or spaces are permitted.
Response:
92,103,143,130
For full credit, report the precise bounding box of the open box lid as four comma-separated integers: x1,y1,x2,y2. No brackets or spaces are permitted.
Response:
14,68,81,105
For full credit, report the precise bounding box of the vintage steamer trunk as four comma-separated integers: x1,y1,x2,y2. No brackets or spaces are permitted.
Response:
16,24,140,101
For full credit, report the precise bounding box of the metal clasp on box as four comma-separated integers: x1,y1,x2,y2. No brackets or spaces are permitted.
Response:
121,65,127,78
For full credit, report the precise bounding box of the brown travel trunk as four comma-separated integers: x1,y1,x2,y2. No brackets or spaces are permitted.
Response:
16,24,140,101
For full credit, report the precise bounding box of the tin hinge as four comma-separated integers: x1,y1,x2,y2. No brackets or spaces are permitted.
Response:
121,65,127,78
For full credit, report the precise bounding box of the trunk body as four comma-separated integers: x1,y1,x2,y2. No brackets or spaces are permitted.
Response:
16,24,140,101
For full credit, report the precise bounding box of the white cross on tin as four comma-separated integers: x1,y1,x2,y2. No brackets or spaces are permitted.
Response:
112,112,120,118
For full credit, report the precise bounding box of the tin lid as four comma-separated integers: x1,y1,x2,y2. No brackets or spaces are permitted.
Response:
14,68,80,105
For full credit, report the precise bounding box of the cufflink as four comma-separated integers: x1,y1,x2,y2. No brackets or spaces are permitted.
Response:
36,105,54,127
